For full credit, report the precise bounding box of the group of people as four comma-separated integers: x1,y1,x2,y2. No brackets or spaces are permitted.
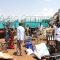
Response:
17,18,60,57
16,23,49,59
3,15,60,59
46,18,60,56
4,27,15,52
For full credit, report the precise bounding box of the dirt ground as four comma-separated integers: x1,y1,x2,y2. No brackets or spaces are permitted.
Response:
4,40,38,60
0,38,47,60
8,48,36,60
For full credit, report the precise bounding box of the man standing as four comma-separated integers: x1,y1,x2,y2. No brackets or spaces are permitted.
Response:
17,23,25,56
54,21,60,53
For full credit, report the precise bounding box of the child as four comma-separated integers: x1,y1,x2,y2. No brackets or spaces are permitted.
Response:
25,36,34,55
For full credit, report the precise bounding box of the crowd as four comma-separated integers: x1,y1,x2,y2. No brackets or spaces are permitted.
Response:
1,15,60,60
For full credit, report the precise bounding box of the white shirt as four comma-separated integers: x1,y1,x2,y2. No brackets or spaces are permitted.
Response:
17,26,25,40
54,26,60,41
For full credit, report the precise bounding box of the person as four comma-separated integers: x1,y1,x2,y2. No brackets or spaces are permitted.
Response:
25,26,31,36
25,25,30,36
46,22,55,47
47,23,54,40
16,23,25,56
54,21,60,53
4,27,10,52
24,34,34,55
8,29,15,49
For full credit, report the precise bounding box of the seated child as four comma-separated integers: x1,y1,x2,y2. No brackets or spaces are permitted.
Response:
25,36,34,55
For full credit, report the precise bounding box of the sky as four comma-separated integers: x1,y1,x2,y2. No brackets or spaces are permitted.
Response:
0,0,60,19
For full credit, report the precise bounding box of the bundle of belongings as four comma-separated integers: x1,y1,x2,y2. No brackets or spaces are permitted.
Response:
0,52,15,60
33,43,50,59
